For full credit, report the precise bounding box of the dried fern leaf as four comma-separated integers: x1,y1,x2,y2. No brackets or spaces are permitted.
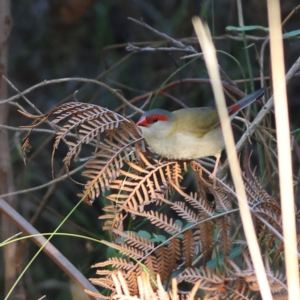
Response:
193,221,214,264
92,257,134,270
108,158,182,215
253,207,282,234
170,182,215,217
243,173,279,209
209,185,232,212
216,215,232,258
144,255,160,283
225,281,255,300
102,241,145,260
80,122,143,204
50,103,129,168
144,211,182,234
165,238,181,283
84,289,110,300
99,205,125,233
182,230,196,268
170,201,199,223
99,156,181,232
124,268,140,296
268,271,287,294
155,246,169,284
177,267,225,294
88,276,115,290
113,229,155,252
20,103,147,205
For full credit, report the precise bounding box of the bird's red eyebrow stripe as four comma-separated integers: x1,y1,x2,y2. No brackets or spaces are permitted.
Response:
147,114,168,122
137,114,168,127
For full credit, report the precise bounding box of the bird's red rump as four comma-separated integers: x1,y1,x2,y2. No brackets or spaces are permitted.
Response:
228,103,242,115
137,114,168,127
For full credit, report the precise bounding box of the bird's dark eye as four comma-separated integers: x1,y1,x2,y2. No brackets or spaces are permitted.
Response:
152,118,158,123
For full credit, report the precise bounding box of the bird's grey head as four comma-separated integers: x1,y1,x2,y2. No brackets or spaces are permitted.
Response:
136,108,174,139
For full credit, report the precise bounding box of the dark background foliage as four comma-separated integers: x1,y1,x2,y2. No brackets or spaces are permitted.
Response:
1,0,300,299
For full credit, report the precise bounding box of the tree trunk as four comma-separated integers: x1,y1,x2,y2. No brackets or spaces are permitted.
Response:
0,1,25,299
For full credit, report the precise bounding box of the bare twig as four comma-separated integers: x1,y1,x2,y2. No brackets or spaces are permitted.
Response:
126,44,196,53
282,4,300,27
116,78,244,113
3,76,43,114
128,17,237,87
0,124,57,134
128,17,196,53
0,77,144,113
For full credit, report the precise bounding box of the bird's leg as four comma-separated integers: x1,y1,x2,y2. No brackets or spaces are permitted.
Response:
209,153,221,184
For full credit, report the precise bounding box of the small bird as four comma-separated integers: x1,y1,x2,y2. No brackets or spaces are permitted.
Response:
136,88,265,179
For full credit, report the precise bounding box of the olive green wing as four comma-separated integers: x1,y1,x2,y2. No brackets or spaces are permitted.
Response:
173,107,220,138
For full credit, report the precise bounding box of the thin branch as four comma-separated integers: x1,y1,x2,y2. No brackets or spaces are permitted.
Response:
128,17,236,87
126,44,196,53
0,124,57,134
281,4,300,27
116,78,244,113
128,17,197,53
0,77,144,113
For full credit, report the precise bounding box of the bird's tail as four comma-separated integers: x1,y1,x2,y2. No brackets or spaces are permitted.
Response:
228,88,265,116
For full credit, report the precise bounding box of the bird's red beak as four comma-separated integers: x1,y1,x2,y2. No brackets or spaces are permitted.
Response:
136,115,148,127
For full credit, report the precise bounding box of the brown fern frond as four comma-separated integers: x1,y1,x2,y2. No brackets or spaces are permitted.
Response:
92,257,134,271
170,182,215,217
182,230,196,268
216,215,232,257
95,269,117,276
165,161,183,187
272,292,289,300
51,103,129,169
267,271,287,294
20,103,147,204
19,109,53,127
113,229,155,252
124,268,140,296
171,201,200,223
144,255,160,282
102,241,145,260
100,206,124,233
208,185,232,212
87,270,205,300
107,157,180,213
80,124,144,204
80,124,142,188
253,206,282,235
166,238,181,283
88,275,115,291
243,173,279,209
144,210,182,234
226,249,287,296
193,221,214,264
155,246,169,284
225,282,255,300
84,289,110,300
177,267,226,292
